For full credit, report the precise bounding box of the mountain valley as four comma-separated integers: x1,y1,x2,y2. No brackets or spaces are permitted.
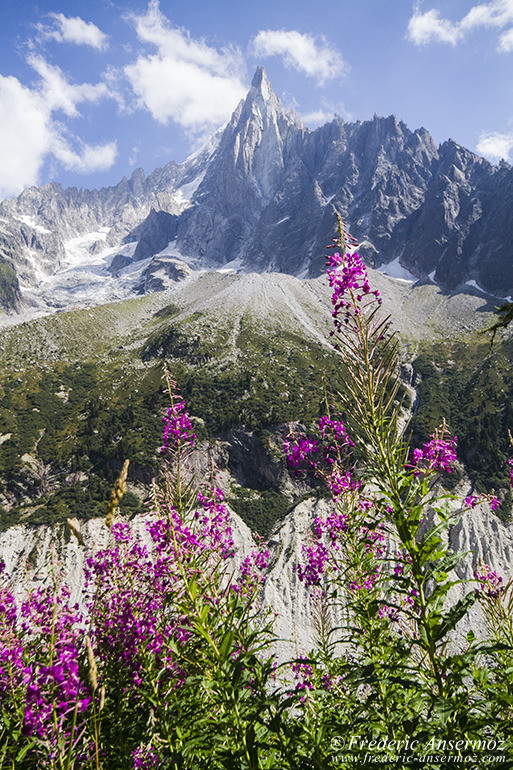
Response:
0,68,512,664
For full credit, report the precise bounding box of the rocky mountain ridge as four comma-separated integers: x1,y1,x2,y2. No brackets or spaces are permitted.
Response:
1,67,512,316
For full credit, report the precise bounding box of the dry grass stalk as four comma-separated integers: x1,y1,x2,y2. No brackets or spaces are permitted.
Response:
85,634,98,692
66,517,85,546
105,459,129,528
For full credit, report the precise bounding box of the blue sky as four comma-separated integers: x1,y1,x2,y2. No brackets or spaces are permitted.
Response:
0,0,512,198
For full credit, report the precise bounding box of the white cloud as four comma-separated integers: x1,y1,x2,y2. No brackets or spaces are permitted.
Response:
301,109,335,126
0,59,116,199
407,9,462,45
476,129,513,160
129,145,141,167
43,13,108,50
499,26,513,49
250,30,347,84
28,55,108,116
0,76,53,197
407,1,513,50
300,102,352,128
124,1,246,132
461,0,513,30
52,136,118,173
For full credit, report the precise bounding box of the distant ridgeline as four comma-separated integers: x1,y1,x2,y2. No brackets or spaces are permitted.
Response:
1,67,513,316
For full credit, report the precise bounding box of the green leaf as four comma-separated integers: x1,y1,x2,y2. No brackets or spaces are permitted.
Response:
433,591,478,643
433,697,453,725
189,579,198,601
219,629,234,662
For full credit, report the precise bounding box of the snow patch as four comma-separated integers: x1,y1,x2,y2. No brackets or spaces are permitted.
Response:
176,171,206,203
464,279,483,292
377,257,416,283
216,257,242,274
14,215,52,235
114,242,138,260
463,279,512,301
156,240,205,270
63,231,110,269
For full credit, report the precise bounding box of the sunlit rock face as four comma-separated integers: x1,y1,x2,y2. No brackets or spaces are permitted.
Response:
1,497,511,661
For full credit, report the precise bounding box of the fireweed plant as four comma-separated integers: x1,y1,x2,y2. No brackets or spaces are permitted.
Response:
0,383,282,769
1,225,513,768
282,220,513,767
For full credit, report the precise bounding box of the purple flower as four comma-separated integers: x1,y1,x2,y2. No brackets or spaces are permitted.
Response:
474,565,503,598
410,431,457,474
296,542,331,587
326,250,382,331
291,658,314,692
160,397,196,454
283,435,318,471
318,415,354,452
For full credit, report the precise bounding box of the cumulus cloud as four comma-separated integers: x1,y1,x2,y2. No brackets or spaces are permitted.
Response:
299,101,352,127
300,109,335,126
407,9,462,45
41,13,108,50
28,55,108,116
124,1,246,133
476,129,513,161
52,137,118,173
407,1,513,50
250,29,347,84
0,58,116,199
499,26,513,49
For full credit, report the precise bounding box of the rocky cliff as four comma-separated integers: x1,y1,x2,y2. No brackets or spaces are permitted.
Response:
0,67,512,316
1,495,511,661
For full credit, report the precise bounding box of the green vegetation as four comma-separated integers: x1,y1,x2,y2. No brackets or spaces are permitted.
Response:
0,304,347,531
409,338,513,519
1,281,512,532
228,487,292,537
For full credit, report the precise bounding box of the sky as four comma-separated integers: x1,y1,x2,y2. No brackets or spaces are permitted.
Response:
0,0,512,199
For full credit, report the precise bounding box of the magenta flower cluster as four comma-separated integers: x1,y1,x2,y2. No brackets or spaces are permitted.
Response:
326,250,381,332
318,415,354,457
411,432,457,474
0,386,271,767
284,415,353,482
0,574,89,763
283,435,318,472
239,549,270,589
160,394,196,454
474,565,504,598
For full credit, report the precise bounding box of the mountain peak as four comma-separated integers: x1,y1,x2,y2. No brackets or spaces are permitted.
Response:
251,65,268,89
249,65,275,103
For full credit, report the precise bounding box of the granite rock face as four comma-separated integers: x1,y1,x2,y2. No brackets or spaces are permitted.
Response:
1,67,513,314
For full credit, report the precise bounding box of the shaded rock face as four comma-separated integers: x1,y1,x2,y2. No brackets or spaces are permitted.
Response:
1,66,513,314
